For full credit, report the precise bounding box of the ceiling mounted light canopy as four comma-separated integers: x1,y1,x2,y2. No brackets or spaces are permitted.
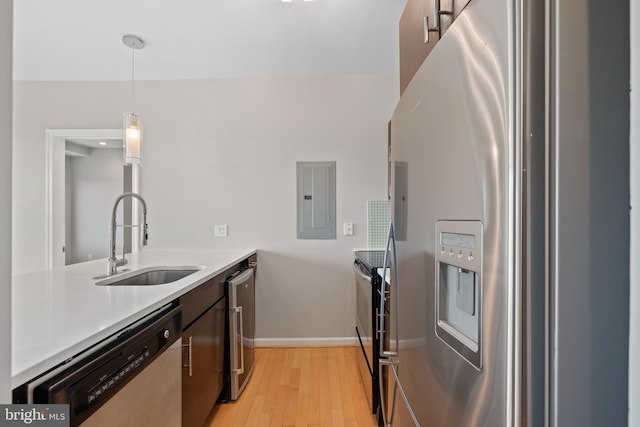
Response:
123,34,144,166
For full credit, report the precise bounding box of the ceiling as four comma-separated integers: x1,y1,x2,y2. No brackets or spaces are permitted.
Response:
13,0,406,81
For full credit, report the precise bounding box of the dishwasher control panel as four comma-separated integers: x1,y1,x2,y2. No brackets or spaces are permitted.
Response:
86,346,151,405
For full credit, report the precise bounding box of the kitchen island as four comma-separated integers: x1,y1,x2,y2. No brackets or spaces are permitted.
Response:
11,248,256,389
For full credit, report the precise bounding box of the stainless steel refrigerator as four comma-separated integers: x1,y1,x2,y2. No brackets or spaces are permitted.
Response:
227,266,256,400
381,0,631,424
380,0,546,425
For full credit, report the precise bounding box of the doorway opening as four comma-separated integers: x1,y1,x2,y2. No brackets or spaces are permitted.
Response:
45,129,141,268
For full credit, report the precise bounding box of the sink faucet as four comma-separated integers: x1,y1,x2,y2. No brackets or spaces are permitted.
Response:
107,192,148,276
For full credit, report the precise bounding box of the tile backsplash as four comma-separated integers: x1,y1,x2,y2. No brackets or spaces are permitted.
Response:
367,200,390,249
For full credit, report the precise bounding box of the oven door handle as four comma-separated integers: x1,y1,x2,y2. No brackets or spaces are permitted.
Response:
352,261,372,282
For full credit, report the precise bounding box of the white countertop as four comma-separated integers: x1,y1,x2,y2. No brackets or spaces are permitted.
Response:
11,248,256,389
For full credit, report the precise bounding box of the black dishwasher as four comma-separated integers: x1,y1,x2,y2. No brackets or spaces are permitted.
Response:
13,303,182,427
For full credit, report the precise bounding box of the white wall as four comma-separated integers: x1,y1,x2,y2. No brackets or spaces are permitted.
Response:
0,0,11,404
630,0,639,424
66,148,123,264
13,76,396,340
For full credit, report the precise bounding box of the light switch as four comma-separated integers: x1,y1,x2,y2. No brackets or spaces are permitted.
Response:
343,222,354,236
214,225,228,237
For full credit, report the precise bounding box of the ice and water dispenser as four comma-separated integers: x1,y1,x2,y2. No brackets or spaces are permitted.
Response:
435,220,483,370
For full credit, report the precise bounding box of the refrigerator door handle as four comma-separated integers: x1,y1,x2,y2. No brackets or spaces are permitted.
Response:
379,358,399,427
238,305,245,374
381,359,421,427
232,305,244,375
380,222,399,358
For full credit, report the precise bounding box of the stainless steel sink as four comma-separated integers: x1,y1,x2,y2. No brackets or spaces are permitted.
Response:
95,266,203,286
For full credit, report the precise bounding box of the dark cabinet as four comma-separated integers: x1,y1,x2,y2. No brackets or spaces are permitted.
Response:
182,296,226,427
399,0,472,95
400,0,437,95
180,267,235,427
453,0,472,19
179,257,254,426
399,0,439,95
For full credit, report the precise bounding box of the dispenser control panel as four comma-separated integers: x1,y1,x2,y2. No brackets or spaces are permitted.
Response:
438,231,481,271
435,220,483,370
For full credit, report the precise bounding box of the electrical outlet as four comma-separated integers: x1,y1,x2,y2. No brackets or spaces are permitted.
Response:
214,224,228,238
343,222,354,236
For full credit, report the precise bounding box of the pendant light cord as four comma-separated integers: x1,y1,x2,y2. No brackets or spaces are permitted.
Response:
131,46,135,111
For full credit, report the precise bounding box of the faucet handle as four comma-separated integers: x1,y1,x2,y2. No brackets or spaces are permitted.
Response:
143,222,149,245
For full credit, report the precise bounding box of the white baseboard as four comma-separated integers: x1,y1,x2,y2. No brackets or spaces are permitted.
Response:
255,337,358,347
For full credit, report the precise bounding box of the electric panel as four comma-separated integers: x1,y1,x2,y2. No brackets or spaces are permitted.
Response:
296,161,336,240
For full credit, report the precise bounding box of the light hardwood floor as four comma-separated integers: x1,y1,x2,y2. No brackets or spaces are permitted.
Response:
205,347,379,427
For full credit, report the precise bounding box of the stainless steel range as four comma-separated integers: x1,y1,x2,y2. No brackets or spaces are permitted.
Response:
354,250,388,426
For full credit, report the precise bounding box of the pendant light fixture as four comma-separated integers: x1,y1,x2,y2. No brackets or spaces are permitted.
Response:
122,34,144,165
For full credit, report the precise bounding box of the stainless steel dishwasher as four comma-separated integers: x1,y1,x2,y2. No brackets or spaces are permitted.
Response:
18,303,182,427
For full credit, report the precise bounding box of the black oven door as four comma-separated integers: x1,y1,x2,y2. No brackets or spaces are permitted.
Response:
354,260,375,412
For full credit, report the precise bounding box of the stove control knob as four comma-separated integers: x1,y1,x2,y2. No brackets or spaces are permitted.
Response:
163,329,170,340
